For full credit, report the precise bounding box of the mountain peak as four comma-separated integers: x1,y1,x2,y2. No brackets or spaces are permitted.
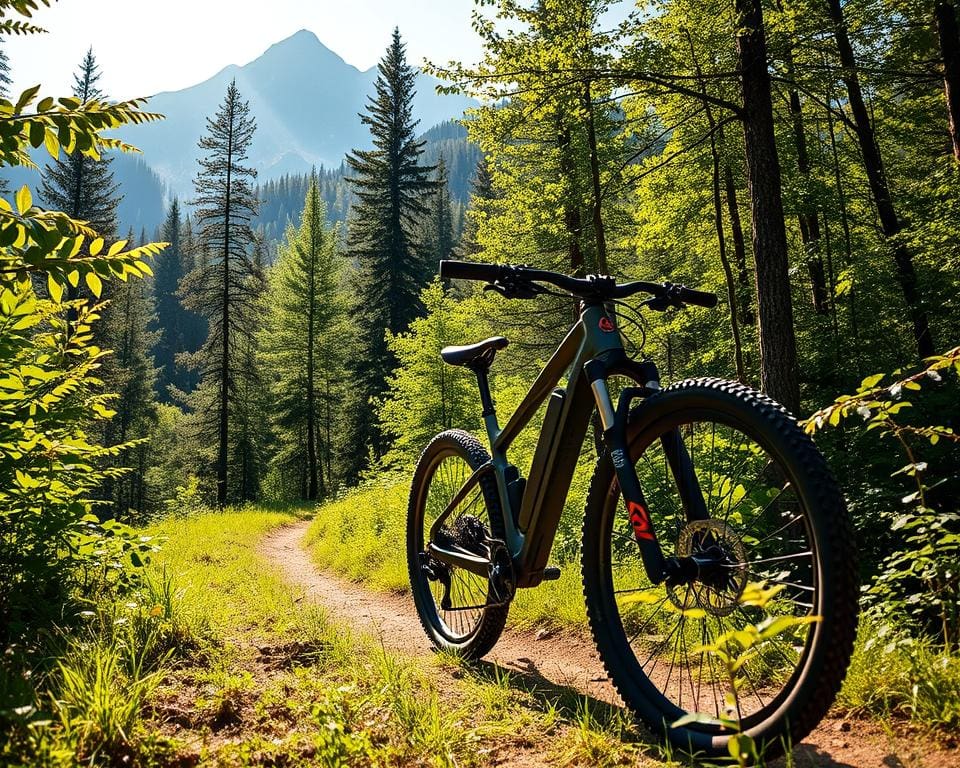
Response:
257,28,354,71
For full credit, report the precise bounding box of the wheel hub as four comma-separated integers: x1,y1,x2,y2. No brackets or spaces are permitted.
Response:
667,519,747,617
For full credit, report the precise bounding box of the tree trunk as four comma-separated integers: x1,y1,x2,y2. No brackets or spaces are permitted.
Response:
686,30,747,382
824,89,863,378
306,200,319,502
557,121,585,278
722,162,754,325
736,0,801,413
582,80,609,275
784,45,828,313
217,105,234,508
825,0,935,358
936,0,960,162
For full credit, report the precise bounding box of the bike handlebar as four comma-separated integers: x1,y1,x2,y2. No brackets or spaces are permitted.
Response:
439,260,718,309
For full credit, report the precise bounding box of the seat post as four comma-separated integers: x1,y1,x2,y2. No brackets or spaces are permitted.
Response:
471,366,496,417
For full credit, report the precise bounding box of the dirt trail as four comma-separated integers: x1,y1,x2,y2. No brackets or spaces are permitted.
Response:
260,522,957,768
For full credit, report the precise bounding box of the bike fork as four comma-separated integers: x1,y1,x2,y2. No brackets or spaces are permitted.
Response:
584,358,706,587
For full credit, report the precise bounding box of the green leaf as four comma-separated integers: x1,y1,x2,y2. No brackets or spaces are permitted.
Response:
85,271,103,298
28,120,44,148
43,128,59,159
15,84,41,113
15,185,32,214
46,274,63,303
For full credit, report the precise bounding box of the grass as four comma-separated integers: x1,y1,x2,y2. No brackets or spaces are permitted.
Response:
304,478,589,631
11,494,954,766
305,479,960,739
4,503,686,767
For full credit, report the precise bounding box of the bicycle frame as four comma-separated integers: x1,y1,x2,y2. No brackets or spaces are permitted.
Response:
427,302,704,589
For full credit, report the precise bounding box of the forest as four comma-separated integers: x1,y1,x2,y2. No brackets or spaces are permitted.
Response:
1,0,958,765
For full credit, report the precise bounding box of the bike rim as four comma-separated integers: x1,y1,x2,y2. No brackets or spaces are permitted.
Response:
416,449,493,642
604,411,820,730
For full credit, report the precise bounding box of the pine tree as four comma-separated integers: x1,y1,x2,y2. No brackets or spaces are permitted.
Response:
152,198,186,400
39,49,120,243
176,212,207,381
98,230,161,520
0,39,10,99
183,79,260,506
342,28,435,479
259,172,341,500
230,235,268,502
422,155,454,266
454,157,496,258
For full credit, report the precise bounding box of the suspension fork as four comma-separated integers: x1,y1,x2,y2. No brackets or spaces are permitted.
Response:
585,358,708,586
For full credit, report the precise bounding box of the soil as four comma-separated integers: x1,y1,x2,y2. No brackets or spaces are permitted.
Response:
260,522,960,768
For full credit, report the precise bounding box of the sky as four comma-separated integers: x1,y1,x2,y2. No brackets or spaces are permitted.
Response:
6,0,490,99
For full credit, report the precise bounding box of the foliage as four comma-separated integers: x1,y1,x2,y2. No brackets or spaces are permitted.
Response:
671,583,820,765
806,347,960,649
39,48,120,247
378,280,484,467
0,0,165,644
342,27,436,480
838,616,960,729
258,172,342,499
182,78,262,506
97,255,160,521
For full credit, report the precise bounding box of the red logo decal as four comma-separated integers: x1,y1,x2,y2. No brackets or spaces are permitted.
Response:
599,316,615,333
628,501,655,541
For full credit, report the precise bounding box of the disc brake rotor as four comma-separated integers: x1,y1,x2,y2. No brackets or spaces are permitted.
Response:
668,519,748,617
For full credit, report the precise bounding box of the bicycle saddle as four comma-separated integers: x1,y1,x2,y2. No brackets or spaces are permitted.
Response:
440,336,508,370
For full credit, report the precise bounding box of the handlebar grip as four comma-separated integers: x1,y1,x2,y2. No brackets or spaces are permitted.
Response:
439,260,502,282
676,285,719,308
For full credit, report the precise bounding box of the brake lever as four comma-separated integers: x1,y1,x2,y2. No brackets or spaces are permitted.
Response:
484,279,543,300
643,283,685,312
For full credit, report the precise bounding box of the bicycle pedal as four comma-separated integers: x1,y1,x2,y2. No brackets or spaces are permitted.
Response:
542,567,561,581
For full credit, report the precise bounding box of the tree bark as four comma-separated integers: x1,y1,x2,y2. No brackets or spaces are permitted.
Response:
825,0,935,358
582,80,609,275
217,104,233,508
936,0,960,162
557,121,585,278
736,0,801,413
686,30,747,382
784,45,828,313
723,162,754,325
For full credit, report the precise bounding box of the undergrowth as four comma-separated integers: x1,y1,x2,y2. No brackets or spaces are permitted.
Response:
306,480,960,735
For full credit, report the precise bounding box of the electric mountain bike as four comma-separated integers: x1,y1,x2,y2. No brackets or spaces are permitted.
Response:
407,260,858,761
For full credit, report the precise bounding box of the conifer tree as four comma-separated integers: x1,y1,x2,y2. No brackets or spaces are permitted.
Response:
342,28,435,479
183,79,259,506
176,212,207,380
454,157,496,258
98,230,160,520
39,49,120,241
259,172,341,500
422,155,454,265
152,198,187,400
0,39,10,98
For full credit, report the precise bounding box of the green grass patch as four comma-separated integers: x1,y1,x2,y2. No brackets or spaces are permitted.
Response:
307,479,960,736
305,479,589,630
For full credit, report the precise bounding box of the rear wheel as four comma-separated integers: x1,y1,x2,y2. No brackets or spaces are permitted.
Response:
407,429,510,658
582,379,858,761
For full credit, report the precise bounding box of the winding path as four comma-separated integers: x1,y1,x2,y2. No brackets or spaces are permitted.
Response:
260,521,957,768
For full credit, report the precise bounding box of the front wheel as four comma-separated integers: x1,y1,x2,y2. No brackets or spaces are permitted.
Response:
407,429,510,659
582,378,858,761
